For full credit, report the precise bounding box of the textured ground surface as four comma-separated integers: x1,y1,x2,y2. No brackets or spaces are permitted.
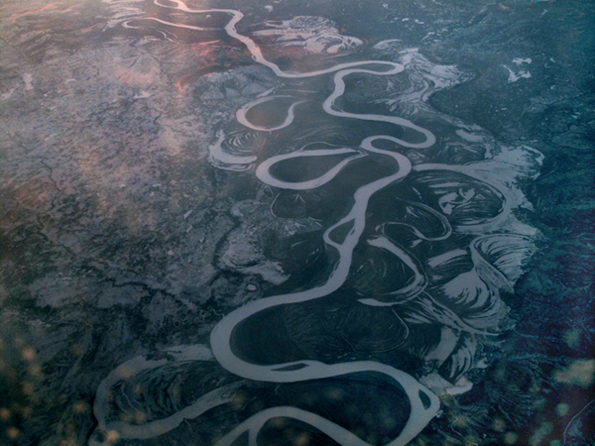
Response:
0,0,594,445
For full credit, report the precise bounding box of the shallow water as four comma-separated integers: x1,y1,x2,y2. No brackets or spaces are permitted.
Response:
0,0,594,445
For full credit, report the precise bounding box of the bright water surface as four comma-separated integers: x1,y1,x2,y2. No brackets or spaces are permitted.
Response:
0,0,594,445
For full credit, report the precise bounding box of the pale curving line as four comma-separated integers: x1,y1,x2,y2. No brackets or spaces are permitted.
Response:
324,69,437,148
208,129,258,171
357,235,428,306
93,345,244,440
412,162,511,233
109,2,445,445
562,398,595,446
255,147,366,189
99,3,543,445
214,362,440,446
122,19,177,41
210,119,438,446
211,136,413,383
151,0,435,147
236,96,307,132
470,234,537,293
382,199,453,242
123,16,218,31
153,0,404,79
